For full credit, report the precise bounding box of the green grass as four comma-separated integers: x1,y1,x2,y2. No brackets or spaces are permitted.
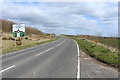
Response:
81,37,119,50
99,39,119,49
2,38,58,54
72,37,119,67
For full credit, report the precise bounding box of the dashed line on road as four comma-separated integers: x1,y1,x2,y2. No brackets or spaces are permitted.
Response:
36,39,66,57
74,40,80,79
35,47,54,56
56,43,62,47
0,65,16,73
55,39,66,47
2,38,61,57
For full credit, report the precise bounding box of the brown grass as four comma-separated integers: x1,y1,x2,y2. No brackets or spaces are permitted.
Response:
2,38,52,54
76,35,119,51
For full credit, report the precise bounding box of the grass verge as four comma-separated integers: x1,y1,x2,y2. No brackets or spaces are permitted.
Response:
76,35,119,50
2,38,58,54
72,37,119,68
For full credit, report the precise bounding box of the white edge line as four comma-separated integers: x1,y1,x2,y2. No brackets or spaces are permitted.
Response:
0,65,16,73
74,40,80,79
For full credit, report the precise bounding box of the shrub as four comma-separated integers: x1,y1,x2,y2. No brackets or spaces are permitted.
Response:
9,37,15,40
16,37,22,41
25,37,29,40
93,40,99,43
2,37,7,40
16,41,22,45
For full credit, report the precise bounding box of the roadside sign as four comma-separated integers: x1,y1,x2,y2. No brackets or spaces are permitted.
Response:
12,24,26,37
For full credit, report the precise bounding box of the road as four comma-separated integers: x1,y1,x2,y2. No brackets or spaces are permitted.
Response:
1,38,78,78
1,38,119,79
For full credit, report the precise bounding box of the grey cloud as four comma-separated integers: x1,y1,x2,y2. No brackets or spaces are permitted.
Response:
1,2,118,36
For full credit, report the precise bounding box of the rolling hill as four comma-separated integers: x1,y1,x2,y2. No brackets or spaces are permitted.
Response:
1,19,43,36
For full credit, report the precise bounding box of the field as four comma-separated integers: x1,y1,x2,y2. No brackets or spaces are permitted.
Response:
76,35,119,51
97,39,118,49
1,31,57,54
72,37,119,68
2,38,57,54
1,19,57,54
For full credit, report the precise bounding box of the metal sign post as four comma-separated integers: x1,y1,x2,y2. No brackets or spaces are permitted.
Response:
12,24,26,46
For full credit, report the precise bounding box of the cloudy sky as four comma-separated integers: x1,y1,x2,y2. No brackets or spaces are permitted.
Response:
1,1,118,36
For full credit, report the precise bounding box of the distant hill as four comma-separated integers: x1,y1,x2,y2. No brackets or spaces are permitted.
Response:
1,19,43,36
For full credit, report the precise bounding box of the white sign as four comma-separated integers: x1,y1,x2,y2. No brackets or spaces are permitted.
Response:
13,24,25,32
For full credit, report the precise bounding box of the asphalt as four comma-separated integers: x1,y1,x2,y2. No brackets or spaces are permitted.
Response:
1,37,119,78
2,38,78,78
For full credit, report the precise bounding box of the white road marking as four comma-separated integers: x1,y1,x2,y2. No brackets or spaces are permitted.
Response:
56,39,66,47
36,47,54,56
56,43,62,47
2,38,61,57
36,39,66,56
74,40,80,79
0,65,16,73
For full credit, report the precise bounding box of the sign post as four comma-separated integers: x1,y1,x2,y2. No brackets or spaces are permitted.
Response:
12,24,26,46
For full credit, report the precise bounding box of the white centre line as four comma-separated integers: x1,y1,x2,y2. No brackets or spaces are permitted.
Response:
36,39,66,56
36,47,54,56
56,39,66,47
74,40,80,79
2,38,61,57
0,65,16,73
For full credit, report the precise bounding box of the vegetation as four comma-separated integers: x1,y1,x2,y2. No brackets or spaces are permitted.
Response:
2,38,58,54
26,27,43,36
72,37,119,68
76,35,119,50
98,39,118,49
1,19,43,36
1,19,57,54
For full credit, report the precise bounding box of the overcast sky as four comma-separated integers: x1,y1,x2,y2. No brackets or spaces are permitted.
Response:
1,1,118,36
